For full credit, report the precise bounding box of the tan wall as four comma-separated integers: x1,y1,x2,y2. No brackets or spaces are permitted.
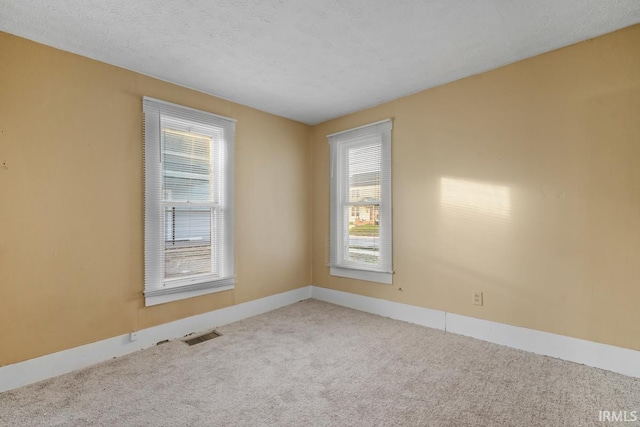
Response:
2,24,639,367
0,32,312,366
312,25,640,351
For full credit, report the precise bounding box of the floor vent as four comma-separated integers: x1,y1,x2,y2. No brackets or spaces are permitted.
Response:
183,330,221,346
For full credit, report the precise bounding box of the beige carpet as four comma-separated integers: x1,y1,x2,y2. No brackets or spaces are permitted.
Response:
1,299,639,426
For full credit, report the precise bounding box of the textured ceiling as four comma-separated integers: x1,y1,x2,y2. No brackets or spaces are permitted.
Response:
1,1,639,124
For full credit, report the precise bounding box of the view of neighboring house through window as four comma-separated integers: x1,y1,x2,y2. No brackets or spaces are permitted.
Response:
143,97,235,306
328,119,392,284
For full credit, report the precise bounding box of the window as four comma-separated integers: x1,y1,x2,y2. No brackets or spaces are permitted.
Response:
328,119,392,284
143,97,235,306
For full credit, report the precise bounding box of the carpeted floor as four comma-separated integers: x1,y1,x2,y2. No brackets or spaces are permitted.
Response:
1,299,639,426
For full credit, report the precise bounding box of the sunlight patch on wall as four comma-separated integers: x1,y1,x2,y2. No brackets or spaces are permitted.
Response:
435,176,515,285
440,177,511,219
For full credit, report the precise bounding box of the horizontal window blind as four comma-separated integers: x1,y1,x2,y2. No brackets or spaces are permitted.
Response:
143,97,235,304
328,119,392,283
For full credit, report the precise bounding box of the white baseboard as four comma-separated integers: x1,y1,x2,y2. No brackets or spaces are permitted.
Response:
3,284,638,394
311,286,446,330
445,313,640,378
0,286,312,393
310,286,640,378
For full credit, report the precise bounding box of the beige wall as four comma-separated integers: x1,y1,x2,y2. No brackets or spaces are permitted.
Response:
312,25,640,351
0,32,312,366
2,24,639,367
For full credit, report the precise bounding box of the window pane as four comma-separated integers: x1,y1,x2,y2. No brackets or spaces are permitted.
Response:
346,205,380,265
164,207,213,279
348,144,381,203
162,128,213,203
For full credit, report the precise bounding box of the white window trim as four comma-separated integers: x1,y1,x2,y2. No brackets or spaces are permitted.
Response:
328,119,393,285
145,284,235,307
329,266,393,285
143,97,235,306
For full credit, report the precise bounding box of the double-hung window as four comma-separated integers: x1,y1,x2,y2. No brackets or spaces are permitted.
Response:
143,97,235,306
328,119,393,284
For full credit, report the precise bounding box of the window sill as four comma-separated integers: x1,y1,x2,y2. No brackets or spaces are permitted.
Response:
330,266,392,285
144,284,234,307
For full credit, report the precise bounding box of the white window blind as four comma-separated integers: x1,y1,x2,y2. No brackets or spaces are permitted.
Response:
328,119,392,284
143,97,235,306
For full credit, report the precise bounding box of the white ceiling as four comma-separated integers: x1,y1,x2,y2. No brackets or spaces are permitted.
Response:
1,1,639,125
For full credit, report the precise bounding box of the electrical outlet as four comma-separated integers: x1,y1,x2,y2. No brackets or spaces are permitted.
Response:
473,292,483,306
